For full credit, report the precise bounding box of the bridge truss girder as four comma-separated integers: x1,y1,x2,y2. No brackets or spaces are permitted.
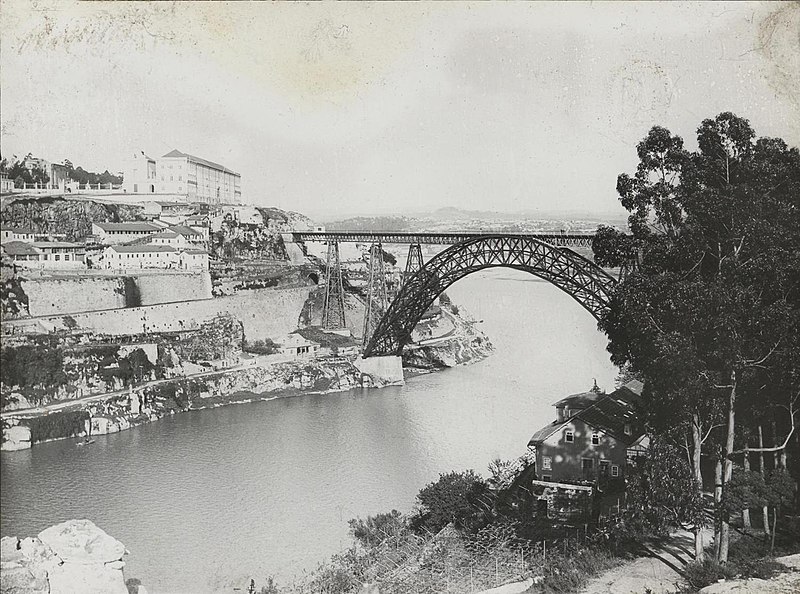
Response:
322,241,346,330
403,243,424,287
362,243,389,349
363,235,617,358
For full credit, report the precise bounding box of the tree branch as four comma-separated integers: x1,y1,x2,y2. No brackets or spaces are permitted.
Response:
729,403,796,455
742,339,782,368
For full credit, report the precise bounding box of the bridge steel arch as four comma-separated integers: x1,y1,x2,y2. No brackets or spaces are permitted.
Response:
363,235,617,358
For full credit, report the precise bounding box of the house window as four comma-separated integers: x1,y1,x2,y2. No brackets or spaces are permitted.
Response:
54,254,60,261
542,475,551,482
611,465,620,477
581,458,593,471
591,433,600,445
64,254,71,261
565,430,574,443
599,460,610,475
542,456,552,470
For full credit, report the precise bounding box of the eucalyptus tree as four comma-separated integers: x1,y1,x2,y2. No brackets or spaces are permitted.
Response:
594,112,800,562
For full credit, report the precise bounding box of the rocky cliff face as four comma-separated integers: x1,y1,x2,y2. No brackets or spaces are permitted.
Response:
0,519,145,594
402,307,493,371
0,196,145,240
0,255,29,319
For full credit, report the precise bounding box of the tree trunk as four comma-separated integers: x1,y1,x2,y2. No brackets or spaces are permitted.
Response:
692,415,705,561
742,444,751,530
771,507,777,554
772,418,780,469
758,425,770,535
719,372,737,563
714,456,723,561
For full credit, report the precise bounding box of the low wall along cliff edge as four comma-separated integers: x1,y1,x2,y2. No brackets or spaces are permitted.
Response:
5,286,313,341
20,272,213,317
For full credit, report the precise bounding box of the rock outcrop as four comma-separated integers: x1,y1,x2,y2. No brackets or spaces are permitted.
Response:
0,423,32,452
0,520,140,594
402,307,493,371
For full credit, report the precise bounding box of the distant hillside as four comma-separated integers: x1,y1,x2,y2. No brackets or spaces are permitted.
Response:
326,216,411,232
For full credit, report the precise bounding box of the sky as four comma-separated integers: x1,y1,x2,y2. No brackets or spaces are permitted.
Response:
1,1,798,220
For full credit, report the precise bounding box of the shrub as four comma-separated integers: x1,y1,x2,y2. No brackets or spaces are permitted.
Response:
348,510,406,548
684,560,737,590
411,470,493,534
244,338,279,356
25,410,89,443
540,547,620,593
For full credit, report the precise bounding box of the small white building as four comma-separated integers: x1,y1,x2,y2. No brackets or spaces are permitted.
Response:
1,174,14,194
92,222,163,245
279,334,320,358
101,245,179,269
179,248,209,270
149,230,191,248
1,226,36,243
100,244,208,271
1,240,86,270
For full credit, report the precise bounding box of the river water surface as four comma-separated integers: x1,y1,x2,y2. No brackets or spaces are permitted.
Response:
0,270,618,593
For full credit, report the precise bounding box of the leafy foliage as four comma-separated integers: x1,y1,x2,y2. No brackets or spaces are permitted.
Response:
348,510,405,548
243,338,279,356
411,470,493,534
25,410,89,443
620,440,706,538
594,111,800,562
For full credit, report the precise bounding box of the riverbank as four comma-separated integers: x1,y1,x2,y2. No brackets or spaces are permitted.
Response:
1,310,493,452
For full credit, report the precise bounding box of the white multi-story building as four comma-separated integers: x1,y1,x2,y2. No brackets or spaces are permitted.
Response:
156,150,241,205
120,149,242,204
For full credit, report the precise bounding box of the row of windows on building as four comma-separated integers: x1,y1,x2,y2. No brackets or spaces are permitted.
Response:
540,456,620,478
12,253,75,261
563,425,631,444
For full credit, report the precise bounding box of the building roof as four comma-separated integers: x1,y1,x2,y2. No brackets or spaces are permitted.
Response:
167,225,202,237
109,245,177,253
529,382,645,448
281,334,317,348
528,421,564,445
551,389,604,410
181,248,208,255
1,241,40,255
150,231,181,239
94,222,162,233
161,150,239,176
32,241,82,249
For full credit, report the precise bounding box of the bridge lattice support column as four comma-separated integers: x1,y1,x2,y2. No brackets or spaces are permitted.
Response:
403,243,424,287
322,241,347,330
362,243,388,349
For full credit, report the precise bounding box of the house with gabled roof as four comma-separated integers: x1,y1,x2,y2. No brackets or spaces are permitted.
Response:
528,380,646,484
91,222,163,245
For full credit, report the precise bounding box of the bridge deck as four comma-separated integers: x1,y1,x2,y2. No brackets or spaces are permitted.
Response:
292,231,595,248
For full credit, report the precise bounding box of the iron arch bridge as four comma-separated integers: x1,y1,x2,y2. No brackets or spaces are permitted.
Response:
363,235,617,358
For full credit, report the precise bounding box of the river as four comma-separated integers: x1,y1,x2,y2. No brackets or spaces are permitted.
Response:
0,269,618,593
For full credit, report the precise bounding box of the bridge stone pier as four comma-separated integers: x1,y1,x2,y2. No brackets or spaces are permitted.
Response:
353,355,404,387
